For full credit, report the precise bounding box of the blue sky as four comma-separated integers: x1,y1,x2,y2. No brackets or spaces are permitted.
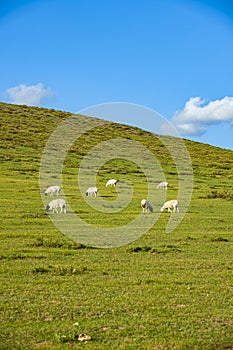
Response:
1,0,233,150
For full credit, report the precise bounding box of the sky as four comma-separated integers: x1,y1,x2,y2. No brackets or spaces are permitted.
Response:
1,0,233,150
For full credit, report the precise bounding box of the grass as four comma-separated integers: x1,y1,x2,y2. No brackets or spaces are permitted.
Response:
1,102,233,349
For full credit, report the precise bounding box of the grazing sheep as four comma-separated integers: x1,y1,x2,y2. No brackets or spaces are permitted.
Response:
46,199,67,214
156,181,168,189
106,179,118,187
160,199,179,213
141,199,153,213
86,187,98,197
44,185,61,196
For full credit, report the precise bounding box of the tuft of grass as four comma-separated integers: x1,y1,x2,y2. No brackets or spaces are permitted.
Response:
32,265,88,275
211,237,229,242
127,245,182,254
207,190,233,201
127,246,152,253
32,237,88,249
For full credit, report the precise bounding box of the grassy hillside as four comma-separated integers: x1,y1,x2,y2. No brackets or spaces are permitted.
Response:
0,102,233,349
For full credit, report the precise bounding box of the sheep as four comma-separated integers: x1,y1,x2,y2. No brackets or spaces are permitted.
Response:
106,179,118,187
44,185,61,196
156,181,168,190
46,199,67,214
86,187,98,197
160,199,179,213
141,199,153,213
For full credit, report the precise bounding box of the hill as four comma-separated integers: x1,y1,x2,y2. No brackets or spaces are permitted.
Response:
0,102,233,349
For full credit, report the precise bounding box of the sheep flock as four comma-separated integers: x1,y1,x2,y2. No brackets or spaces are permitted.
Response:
44,180,179,215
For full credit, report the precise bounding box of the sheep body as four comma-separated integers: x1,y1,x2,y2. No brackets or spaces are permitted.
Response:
45,185,61,196
106,179,118,187
160,199,179,212
46,199,67,214
156,181,168,189
86,187,98,197
141,199,153,213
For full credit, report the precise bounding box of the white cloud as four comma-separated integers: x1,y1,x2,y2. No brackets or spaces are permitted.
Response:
167,96,233,136
6,83,54,106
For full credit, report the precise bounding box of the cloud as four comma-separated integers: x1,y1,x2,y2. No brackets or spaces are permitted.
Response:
166,96,233,136
6,83,54,106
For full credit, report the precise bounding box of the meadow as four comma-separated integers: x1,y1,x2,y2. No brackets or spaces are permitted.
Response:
0,102,233,349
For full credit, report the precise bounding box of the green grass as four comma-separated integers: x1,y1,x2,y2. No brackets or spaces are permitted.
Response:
1,102,233,349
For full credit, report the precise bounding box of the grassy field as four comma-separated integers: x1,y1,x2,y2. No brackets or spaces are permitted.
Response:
1,102,233,349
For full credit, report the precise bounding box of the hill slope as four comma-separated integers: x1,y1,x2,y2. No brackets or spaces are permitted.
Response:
0,102,233,349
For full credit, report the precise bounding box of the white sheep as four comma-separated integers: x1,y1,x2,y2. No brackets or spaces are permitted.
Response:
46,199,67,214
156,181,168,189
44,185,61,196
86,187,98,197
141,199,153,213
106,179,118,187
160,199,179,212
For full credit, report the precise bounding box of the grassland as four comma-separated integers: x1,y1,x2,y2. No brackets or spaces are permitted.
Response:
0,102,233,349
